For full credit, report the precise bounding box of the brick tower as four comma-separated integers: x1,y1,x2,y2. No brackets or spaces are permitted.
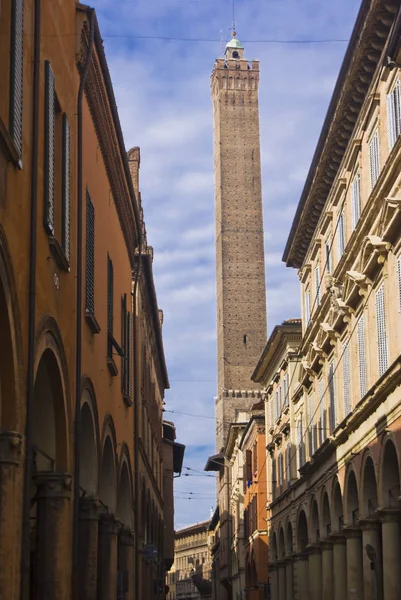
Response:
211,33,267,451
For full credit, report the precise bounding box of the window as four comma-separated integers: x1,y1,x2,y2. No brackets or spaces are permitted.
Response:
319,378,325,446
286,443,291,484
10,0,24,158
369,129,380,189
270,396,273,428
325,239,332,274
121,294,133,404
351,172,361,230
387,79,401,150
338,211,346,258
398,256,401,314
85,192,95,315
278,453,283,493
308,392,316,456
357,315,367,398
282,374,287,409
343,340,351,417
305,288,311,325
297,417,304,470
328,361,336,432
107,255,123,374
271,456,276,500
314,263,321,306
376,284,388,376
44,61,70,269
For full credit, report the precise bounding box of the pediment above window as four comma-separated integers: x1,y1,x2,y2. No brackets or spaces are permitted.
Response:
377,196,401,244
360,235,391,278
343,270,371,310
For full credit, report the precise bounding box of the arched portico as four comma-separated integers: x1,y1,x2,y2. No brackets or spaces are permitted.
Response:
117,454,135,599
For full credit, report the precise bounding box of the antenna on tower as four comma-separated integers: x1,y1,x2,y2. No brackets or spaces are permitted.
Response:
232,0,236,36
220,29,224,56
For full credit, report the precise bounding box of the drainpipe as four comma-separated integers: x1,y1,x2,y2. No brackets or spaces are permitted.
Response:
20,0,41,597
72,9,95,598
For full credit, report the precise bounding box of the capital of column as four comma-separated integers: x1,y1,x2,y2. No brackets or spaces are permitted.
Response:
99,512,119,535
329,532,346,545
378,507,401,523
34,471,72,499
79,497,101,520
283,554,294,564
358,518,380,531
319,539,333,550
342,525,362,539
306,544,322,556
119,528,135,547
0,430,23,465
293,551,308,562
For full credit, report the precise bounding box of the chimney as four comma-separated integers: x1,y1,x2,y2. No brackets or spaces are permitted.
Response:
127,146,141,199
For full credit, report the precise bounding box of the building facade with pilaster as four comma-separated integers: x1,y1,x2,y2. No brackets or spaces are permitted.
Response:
265,1,401,599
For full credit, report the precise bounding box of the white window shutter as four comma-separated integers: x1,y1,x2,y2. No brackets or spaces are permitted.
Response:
10,0,24,158
369,130,380,189
338,212,346,257
286,443,291,483
357,315,367,398
376,284,388,376
305,289,311,324
319,378,325,446
343,340,351,416
62,114,71,262
387,92,396,150
351,172,361,230
397,255,401,314
315,265,321,306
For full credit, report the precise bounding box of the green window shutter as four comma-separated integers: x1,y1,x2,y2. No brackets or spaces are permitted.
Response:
121,294,127,394
107,255,114,357
127,312,132,400
10,0,24,158
44,61,55,234
85,193,95,314
62,114,71,263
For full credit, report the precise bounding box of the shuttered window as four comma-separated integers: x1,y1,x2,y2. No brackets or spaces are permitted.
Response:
305,288,311,325
278,453,283,493
315,264,321,306
10,0,24,158
282,374,287,409
85,193,95,315
357,315,367,398
369,130,380,189
338,211,346,258
329,361,336,432
271,456,276,500
127,312,132,399
62,114,70,263
44,61,56,234
325,240,332,273
376,284,388,376
351,172,361,230
319,378,325,445
270,396,273,428
343,340,351,417
398,256,401,314
286,443,291,484
297,418,304,470
308,393,315,456
387,79,401,151
107,255,114,359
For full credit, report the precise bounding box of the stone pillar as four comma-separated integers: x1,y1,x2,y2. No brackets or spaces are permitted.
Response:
34,472,73,600
0,431,23,600
360,519,382,600
270,564,279,600
118,528,135,600
78,498,100,600
381,511,401,600
293,554,308,600
330,534,346,600
97,513,119,600
278,562,286,600
307,546,322,600
284,558,294,600
320,541,333,600
344,527,363,599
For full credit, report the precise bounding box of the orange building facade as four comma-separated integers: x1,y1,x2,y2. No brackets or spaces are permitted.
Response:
0,2,182,599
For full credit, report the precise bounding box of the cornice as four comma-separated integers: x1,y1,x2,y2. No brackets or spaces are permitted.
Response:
77,18,140,267
283,0,400,269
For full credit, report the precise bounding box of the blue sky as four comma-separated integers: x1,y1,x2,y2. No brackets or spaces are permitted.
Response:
91,0,361,528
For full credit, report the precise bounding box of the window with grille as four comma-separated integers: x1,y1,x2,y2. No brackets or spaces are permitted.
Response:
286,443,291,484
10,0,24,159
319,378,325,445
343,340,351,417
121,294,133,404
308,393,315,456
283,374,287,409
44,61,56,235
315,264,321,306
376,284,388,376
369,129,380,189
351,172,361,230
387,80,401,151
278,453,283,493
338,211,346,258
85,193,95,314
328,361,336,432
107,255,123,372
357,315,367,398
305,288,311,325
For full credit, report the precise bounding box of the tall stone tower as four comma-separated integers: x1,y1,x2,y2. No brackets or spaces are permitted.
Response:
211,33,267,451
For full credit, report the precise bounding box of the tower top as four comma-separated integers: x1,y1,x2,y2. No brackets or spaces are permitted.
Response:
226,31,243,51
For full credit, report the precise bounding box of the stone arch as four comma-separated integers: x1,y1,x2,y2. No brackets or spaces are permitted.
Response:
79,380,100,497
270,530,278,562
286,520,294,556
332,478,344,532
379,436,400,508
278,526,285,559
344,466,359,525
321,489,331,538
310,496,319,543
99,423,117,514
0,225,23,430
117,455,133,529
296,509,309,552
361,452,378,517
